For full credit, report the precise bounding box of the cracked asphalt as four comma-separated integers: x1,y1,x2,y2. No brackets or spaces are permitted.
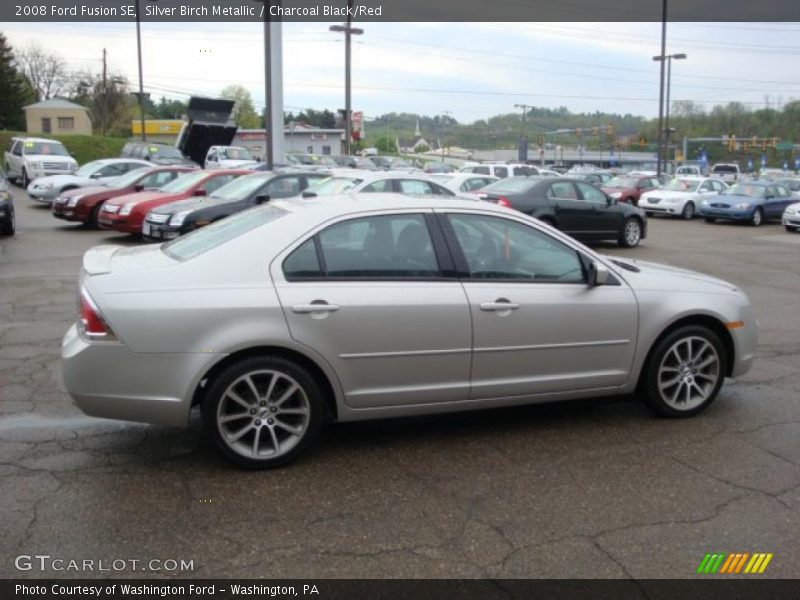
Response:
1,187,799,579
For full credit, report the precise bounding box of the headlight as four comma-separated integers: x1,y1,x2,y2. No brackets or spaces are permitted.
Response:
701,200,709,205
119,203,136,216
29,161,42,170
170,210,192,226
36,181,54,189
735,203,751,209
66,196,83,208
609,192,622,199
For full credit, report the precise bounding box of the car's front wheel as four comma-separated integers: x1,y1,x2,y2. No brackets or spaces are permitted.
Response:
704,217,716,223
641,325,727,418
681,201,695,220
750,207,763,227
618,217,642,247
21,168,29,189
1,210,14,236
201,355,325,469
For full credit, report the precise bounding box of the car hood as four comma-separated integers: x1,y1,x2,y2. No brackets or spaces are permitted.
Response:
606,255,740,295
150,196,224,215
783,202,800,212
29,174,89,187
26,153,73,162
107,191,169,207
62,185,107,198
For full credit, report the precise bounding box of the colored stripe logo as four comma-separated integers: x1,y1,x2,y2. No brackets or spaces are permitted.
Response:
697,553,773,574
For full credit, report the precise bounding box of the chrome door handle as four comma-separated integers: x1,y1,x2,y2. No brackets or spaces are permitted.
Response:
480,301,520,311
292,302,340,314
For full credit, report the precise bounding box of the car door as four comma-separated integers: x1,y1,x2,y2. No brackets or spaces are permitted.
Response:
272,211,472,408
774,185,795,214
440,211,638,399
545,180,584,232
9,141,22,176
574,181,621,237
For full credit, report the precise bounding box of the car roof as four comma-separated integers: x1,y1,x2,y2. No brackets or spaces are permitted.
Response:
18,137,66,144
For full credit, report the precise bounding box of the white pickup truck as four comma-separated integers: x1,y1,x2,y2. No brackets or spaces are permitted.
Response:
204,146,258,170
709,163,741,183
4,137,78,188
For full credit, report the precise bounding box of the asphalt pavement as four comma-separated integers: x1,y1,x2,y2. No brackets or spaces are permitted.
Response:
1,187,798,579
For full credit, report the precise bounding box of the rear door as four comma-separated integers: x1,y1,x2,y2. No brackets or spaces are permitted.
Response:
545,180,584,232
272,211,472,408
574,181,621,238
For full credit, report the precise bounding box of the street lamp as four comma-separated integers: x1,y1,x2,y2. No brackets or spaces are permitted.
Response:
653,52,687,172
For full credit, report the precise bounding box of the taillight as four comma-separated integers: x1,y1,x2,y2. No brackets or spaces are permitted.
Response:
79,290,116,340
496,196,512,207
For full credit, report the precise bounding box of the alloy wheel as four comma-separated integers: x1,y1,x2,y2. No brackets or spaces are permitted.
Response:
623,219,641,247
657,336,720,412
216,369,311,460
682,202,695,220
751,208,762,226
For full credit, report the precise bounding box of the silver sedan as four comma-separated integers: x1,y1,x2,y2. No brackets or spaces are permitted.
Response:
62,194,758,468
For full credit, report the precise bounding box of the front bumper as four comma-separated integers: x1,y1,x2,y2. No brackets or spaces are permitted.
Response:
61,324,221,427
142,220,181,242
97,211,138,233
782,213,800,228
27,184,58,202
641,202,682,215
698,206,750,220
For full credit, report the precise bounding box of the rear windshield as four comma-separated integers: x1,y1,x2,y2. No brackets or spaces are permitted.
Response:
162,205,288,261
150,146,183,159
159,171,208,193
722,184,766,198
712,165,738,174
482,177,537,194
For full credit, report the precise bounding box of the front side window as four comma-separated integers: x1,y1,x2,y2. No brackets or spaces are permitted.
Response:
204,174,238,194
264,176,302,198
361,179,394,193
398,179,436,195
575,182,607,204
493,167,509,178
447,213,585,283
283,214,441,280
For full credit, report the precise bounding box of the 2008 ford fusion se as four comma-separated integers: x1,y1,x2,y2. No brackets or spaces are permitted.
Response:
62,194,757,468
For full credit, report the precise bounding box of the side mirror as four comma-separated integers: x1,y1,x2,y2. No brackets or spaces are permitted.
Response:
301,191,317,198
194,189,207,197
133,184,145,192
254,194,270,204
588,260,610,287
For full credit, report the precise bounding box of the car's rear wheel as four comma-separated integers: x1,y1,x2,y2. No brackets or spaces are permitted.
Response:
641,325,726,418
201,356,324,469
21,168,29,189
681,201,695,220
750,208,763,227
786,225,798,232
618,217,642,247
704,217,716,223
88,204,102,228
1,210,14,236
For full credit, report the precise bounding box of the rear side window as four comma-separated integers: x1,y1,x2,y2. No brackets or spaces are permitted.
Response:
471,166,490,175
493,167,509,178
283,239,322,278
547,182,578,200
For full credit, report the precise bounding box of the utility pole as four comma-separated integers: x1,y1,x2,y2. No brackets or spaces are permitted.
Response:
514,104,530,163
135,0,146,141
330,0,363,156
100,48,107,136
441,110,451,162
654,0,667,177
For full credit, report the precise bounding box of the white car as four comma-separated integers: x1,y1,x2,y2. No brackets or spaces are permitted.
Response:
204,146,258,170
26,158,151,203
302,170,457,198
459,163,536,178
429,173,499,195
4,137,78,188
639,177,728,220
675,165,703,177
783,202,800,232
710,163,741,183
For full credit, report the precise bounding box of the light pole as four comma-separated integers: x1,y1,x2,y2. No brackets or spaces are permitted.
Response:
653,0,668,177
134,0,146,141
653,51,686,173
330,0,364,157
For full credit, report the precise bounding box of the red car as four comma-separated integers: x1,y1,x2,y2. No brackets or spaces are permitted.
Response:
98,169,250,235
601,175,662,206
52,166,193,227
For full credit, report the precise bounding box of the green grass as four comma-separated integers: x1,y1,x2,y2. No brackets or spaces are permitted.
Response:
0,131,129,166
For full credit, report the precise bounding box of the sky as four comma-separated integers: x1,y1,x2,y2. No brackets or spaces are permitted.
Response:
3,21,800,125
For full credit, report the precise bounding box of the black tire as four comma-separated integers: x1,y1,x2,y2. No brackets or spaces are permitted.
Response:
786,225,798,232
21,168,29,189
681,201,695,220
0,210,14,236
750,207,763,227
618,217,642,248
88,204,102,228
641,325,727,418
704,217,716,223
201,355,325,469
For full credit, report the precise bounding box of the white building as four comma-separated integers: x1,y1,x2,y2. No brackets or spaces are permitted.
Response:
234,124,345,159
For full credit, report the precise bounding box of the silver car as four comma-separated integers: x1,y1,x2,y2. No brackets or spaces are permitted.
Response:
62,195,758,468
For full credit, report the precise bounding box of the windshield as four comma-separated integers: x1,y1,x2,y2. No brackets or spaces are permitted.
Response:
307,176,363,195
663,179,698,191
605,177,637,188
211,173,272,201
159,170,208,193
220,147,252,161
150,146,183,159
712,165,738,174
163,205,288,261
108,167,152,189
24,141,69,156
722,183,766,198
74,161,104,177
482,177,537,194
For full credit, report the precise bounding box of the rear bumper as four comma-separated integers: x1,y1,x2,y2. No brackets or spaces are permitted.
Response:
61,324,222,427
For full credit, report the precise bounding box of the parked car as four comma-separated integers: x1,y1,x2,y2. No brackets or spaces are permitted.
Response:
480,177,647,247
601,175,662,207
367,156,420,172
98,170,248,235
26,158,151,203
782,202,800,232
286,154,338,168
428,173,499,195
570,171,615,186
698,181,796,226
0,170,14,236
62,194,757,468
4,137,78,188
302,170,456,198
330,155,377,170
639,177,728,220
423,162,456,174
120,142,198,168
459,163,536,178
775,178,800,197
204,146,258,170
710,163,741,183
675,165,703,176
142,170,330,241
52,166,193,227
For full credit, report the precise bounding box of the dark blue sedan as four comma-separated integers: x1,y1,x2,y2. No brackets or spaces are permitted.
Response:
698,180,796,226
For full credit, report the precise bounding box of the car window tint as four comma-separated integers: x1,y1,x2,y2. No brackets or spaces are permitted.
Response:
361,179,394,193
142,171,175,188
472,166,490,175
512,167,529,176
447,214,585,283
283,239,322,279
317,214,440,278
575,182,607,204
547,182,578,200
204,175,237,194
398,179,434,195
265,176,302,198
494,167,509,178
776,185,789,197
462,178,486,192
97,164,124,177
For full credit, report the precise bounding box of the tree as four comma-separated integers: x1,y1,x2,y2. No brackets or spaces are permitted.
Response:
71,71,133,136
0,33,31,130
15,43,68,101
220,85,260,128
374,136,397,154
